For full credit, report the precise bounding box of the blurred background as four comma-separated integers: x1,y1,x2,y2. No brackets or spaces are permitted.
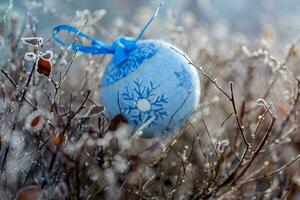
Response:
2,0,300,45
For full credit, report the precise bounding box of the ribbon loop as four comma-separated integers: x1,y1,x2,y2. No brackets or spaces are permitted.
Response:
112,37,138,64
52,2,163,65
52,25,114,54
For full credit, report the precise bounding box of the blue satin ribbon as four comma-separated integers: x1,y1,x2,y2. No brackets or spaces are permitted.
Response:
52,2,162,66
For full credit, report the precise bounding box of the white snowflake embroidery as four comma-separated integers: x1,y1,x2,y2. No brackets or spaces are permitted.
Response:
120,79,168,127
174,66,192,90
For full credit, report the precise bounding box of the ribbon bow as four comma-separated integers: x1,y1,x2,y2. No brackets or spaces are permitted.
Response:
52,2,162,66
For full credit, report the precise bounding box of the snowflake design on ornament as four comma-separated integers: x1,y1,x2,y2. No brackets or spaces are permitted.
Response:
174,65,192,90
102,42,160,86
120,79,169,127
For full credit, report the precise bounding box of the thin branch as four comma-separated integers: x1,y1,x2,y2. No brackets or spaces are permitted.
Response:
229,82,249,148
171,46,231,99
232,113,277,184
241,153,300,184
202,119,218,159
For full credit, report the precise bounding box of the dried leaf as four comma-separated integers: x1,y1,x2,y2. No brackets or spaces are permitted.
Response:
16,186,43,200
51,133,65,146
108,114,127,131
88,105,104,115
25,111,45,132
31,115,41,128
37,57,52,77
80,105,104,119
21,37,43,47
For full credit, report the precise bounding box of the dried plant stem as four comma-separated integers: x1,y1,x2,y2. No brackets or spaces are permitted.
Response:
63,89,91,132
21,51,38,103
217,152,300,200
241,153,300,184
171,46,230,99
229,82,249,149
0,69,35,107
278,78,300,134
201,119,218,159
232,113,276,185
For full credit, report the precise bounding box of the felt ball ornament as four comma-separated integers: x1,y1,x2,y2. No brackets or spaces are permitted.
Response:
52,4,200,137
100,40,200,137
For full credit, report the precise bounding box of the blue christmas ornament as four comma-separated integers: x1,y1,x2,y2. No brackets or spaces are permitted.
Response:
52,4,200,137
